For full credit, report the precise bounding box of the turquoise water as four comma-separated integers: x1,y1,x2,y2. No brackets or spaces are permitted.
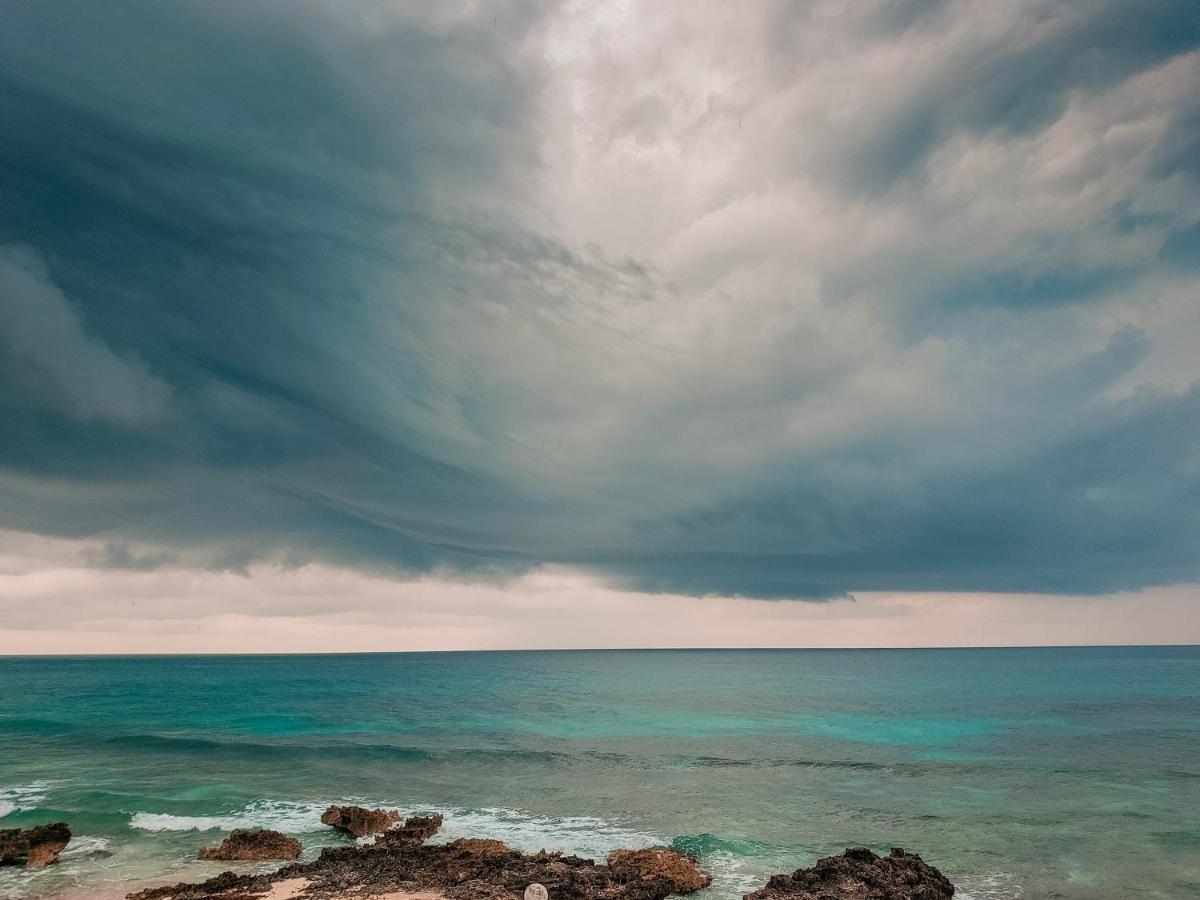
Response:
1,648,1198,899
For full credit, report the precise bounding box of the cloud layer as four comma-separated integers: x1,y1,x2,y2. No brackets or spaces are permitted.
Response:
4,532,1197,652
2,0,1200,602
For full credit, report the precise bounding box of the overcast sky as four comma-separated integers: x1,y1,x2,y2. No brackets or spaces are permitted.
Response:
2,1,1200,653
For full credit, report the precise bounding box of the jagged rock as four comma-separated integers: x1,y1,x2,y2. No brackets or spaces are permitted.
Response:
607,848,713,893
450,838,509,858
127,828,713,900
373,814,443,847
197,828,302,861
130,869,275,900
320,804,400,837
744,847,954,900
0,822,72,868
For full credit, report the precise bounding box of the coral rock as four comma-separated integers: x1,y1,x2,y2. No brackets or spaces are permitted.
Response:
320,804,401,837
607,848,713,893
374,814,444,847
743,847,954,900
0,823,72,868
197,828,302,861
449,838,510,858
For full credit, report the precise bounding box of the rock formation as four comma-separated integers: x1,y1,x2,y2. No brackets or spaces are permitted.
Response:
128,833,712,900
607,848,714,894
197,829,302,861
320,804,400,837
743,847,954,900
373,813,444,847
0,822,72,868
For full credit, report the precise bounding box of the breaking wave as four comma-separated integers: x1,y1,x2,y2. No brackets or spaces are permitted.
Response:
129,800,334,834
0,782,48,818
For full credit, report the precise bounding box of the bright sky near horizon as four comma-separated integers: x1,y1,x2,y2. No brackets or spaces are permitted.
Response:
2,1,1200,652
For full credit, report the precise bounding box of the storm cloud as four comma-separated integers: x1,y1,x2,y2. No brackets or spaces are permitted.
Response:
2,0,1199,600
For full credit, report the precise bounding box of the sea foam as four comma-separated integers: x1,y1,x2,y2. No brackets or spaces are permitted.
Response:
0,782,48,818
433,806,658,858
60,836,112,858
129,800,333,834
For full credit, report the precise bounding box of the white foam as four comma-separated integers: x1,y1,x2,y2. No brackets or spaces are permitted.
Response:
433,806,660,860
698,850,771,897
61,835,112,858
0,782,48,818
129,800,332,833
954,872,1024,899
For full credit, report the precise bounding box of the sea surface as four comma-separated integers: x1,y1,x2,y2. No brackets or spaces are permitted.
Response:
1,648,1198,899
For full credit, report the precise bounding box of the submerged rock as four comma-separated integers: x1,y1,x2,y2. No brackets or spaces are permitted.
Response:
197,828,302,861
0,822,72,868
607,848,713,893
320,804,400,837
744,847,954,900
127,828,713,900
374,813,444,847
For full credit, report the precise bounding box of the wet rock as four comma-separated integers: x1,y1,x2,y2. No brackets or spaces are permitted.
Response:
374,814,444,847
607,848,712,893
127,826,713,900
0,822,72,868
744,847,954,900
197,828,302,861
320,804,400,837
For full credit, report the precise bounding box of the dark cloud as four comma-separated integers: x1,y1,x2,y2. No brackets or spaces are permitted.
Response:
1161,221,1200,268
1,0,1199,600
84,543,177,572
839,0,1200,193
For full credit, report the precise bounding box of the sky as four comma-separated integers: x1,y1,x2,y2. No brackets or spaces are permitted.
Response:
2,0,1199,653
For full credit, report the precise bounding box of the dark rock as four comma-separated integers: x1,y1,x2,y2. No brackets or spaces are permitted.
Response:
607,848,712,893
373,814,444,847
0,822,72,868
197,829,302,861
743,847,954,900
320,804,400,837
130,869,275,900
127,827,713,900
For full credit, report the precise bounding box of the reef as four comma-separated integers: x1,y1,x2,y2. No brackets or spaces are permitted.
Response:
127,836,710,900
122,809,954,900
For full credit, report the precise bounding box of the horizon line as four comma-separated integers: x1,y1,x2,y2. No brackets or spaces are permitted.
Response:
2,642,1198,659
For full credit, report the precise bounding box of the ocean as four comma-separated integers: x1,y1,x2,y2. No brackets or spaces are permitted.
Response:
1,647,1198,899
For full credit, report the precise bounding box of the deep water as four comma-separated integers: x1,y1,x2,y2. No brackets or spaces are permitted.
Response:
1,647,1198,899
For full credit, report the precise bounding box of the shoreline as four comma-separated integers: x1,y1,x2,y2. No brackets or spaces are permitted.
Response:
42,884,448,900
10,807,955,900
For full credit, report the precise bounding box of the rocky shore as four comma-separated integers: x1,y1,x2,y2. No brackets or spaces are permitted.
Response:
1,823,72,868
10,807,956,900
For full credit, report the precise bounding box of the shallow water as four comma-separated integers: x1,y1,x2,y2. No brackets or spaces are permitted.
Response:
1,647,1198,899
